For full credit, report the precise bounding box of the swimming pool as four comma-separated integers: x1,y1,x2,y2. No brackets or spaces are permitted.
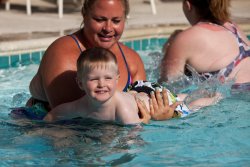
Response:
0,39,250,166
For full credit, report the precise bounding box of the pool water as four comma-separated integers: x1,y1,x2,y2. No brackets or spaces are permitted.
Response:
0,49,250,166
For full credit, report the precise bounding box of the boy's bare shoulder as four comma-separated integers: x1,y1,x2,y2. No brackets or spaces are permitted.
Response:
114,91,141,124
115,92,137,110
115,91,135,102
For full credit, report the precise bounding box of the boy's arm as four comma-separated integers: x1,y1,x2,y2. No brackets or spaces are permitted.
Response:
186,92,222,111
116,105,141,125
115,93,145,125
43,101,79,122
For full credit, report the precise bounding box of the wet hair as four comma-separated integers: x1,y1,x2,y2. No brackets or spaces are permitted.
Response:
77,47,118,79
188,0,230,24
81,0,130,17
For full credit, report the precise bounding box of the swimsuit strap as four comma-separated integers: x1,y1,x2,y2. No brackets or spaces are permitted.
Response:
117,43,132,92
195,22,250,80
68,34,83,52
218,23,250,78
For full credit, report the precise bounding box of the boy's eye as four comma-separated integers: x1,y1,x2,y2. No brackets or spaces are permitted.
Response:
89,78,98,81
105,77,113,80
112,19,121,24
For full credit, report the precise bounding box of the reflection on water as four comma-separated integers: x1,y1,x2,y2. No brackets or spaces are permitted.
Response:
1,118,145,166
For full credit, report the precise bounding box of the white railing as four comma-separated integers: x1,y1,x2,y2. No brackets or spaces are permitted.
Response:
5,0,64,18
150,0,157,15
4,0,156,18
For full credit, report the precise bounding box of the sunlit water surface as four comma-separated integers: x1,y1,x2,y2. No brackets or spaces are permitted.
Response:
0,49,249,166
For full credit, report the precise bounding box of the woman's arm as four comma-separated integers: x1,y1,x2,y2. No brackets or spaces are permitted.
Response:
149,88,181,120
160,30,191,82
43,100,79,122
134,88,181,121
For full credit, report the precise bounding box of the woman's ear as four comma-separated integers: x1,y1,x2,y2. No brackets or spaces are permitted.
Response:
185,0,192,11
183,0,197,25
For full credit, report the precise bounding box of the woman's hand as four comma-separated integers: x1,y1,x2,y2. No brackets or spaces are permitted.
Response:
136,99,151,124
149,88,181,121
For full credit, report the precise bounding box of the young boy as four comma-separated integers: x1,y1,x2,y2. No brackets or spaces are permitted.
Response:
43,47,149,125
43,47,221,124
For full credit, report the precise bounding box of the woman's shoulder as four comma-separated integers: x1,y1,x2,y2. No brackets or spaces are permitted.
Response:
173,25,214,46
180,25,207,38
40,34,82,68
167,28,197,49
48,35,79,50
44,34,83,59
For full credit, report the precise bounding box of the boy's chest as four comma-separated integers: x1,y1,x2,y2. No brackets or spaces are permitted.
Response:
84,109,116,122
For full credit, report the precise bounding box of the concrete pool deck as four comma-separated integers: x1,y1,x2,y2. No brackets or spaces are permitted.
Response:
0,0,250,54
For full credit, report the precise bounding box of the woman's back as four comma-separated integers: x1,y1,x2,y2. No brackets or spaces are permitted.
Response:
162,22,250,84
188,22,250,83
160,0,250,84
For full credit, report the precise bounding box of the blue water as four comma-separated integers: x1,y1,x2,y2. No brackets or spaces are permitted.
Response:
0,50,250,166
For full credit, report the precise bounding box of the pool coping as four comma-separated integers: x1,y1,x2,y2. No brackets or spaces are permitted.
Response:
1,23,250,56
0,24,189,55
1,23,250,57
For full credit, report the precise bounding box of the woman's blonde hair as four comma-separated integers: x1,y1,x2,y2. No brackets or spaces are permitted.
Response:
81,0,130,17
188,0,230,24
77,47,118,79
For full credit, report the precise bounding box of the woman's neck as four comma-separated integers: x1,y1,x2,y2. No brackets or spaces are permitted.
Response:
81,28,93,49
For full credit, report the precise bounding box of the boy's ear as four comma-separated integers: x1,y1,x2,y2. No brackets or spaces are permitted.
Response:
76,77,84,90
116,74,120,82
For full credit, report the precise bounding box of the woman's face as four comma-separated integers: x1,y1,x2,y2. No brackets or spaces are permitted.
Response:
83,0,126,49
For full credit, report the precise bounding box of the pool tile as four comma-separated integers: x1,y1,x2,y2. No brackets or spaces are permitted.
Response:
2,34,249,70
0,56,10,68
21,53,31,65
31,51,41,64
133,40,141,51
123,41,132,49
150,38,158,47
158,38,167,46
142,39,149,50
10,55,20,67
41,50,45,57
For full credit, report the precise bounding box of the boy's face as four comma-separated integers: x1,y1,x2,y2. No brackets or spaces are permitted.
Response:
80,65,118,103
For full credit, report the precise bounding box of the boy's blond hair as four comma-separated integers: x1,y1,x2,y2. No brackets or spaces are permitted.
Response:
77,47,118,79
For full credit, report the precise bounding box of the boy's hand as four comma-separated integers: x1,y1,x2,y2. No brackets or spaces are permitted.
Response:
150,88,180,120
136,99,151,124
